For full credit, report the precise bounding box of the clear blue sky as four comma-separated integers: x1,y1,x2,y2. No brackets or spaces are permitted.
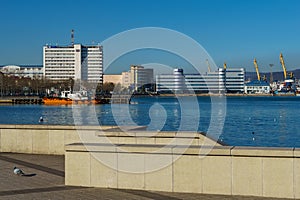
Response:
0,0,299,72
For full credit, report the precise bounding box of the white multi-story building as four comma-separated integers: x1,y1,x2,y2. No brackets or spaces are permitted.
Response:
0,65,43,79
43,44,103,83
186,68,226,94
156,68,226,94
156,68,244,94
156,69,189,94
130,65,154,91
121,71,131,88
225,68,245,93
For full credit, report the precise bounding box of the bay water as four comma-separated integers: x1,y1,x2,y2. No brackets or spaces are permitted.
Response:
0,96,299,147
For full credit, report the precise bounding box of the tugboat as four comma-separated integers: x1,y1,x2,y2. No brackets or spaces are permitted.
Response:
43,90,101,105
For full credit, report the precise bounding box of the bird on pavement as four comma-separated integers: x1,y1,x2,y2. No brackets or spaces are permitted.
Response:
13,167,25,176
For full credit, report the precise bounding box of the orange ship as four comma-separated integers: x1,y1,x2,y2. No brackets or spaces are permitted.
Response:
42,97,101,105
42,90,105,105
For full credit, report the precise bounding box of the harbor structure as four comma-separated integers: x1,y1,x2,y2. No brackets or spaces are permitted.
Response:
244,80,270,94
0,65,43,79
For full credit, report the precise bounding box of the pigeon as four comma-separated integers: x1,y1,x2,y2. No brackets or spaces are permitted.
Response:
13,167,25,176
39,116,44,123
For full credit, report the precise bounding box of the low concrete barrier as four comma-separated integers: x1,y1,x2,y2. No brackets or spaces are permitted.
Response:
65,143,300,199
0,125,217,155
0,124,297,198
0,125,139,154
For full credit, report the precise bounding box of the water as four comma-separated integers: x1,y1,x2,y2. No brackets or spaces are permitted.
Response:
0,96,300,147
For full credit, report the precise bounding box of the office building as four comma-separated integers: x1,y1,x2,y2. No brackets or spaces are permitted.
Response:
43,44,103,83
156,69,188,94
156,68,226,94
130,65,154,91
225,68,245,93
156,68,244,94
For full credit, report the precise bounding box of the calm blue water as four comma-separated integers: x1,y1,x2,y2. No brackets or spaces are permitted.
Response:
0,96,300,147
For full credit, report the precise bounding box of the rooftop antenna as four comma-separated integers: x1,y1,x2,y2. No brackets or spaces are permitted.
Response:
71,29,74,46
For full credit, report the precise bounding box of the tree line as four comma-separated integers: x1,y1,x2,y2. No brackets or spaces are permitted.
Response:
0,72,119,97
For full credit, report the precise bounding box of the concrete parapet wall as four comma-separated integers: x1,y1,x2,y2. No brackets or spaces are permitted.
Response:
0,125,129,155
65,144,300,199
0,124,216,155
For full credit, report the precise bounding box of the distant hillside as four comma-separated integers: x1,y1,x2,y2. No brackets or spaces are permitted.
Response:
245,69,300,82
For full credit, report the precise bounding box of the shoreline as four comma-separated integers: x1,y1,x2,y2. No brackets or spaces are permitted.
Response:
133,93,296,97
0,93,297,104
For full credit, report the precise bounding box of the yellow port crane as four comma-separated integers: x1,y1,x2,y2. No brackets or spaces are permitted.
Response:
279,53,287,80
206,59,211,72
223,62,227,70
253,58,261,81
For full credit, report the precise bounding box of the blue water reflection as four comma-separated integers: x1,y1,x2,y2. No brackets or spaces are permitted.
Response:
0,96,300,147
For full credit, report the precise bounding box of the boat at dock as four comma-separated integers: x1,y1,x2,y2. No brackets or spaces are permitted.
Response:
43,90,102,105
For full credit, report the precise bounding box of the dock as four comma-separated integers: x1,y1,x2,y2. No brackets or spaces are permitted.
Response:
0,95,131,105
110,94,131,104
0,97,43,104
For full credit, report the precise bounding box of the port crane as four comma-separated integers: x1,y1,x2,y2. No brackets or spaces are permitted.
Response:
280,53,294,79
223,62,227,70
253,58,261,81
279,53,287,79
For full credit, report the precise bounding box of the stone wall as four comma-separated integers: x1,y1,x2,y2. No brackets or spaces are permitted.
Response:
0,124,217,155
65,143,300,199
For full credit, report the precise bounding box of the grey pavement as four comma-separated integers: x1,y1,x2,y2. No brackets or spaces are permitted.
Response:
0,153,294,200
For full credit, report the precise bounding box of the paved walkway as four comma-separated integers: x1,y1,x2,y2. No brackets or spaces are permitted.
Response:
0,153,293,200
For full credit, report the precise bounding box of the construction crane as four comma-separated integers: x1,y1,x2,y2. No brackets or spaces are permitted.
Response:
253,58,261,81
279,53,287,80
206,59,211,72
223,62,227,70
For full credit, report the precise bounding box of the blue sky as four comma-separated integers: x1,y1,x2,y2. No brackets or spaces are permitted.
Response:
0,0,299,73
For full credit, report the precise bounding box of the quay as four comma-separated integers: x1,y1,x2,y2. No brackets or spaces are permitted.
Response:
0,95,131,104
0,96,43,104
0,125,299,199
